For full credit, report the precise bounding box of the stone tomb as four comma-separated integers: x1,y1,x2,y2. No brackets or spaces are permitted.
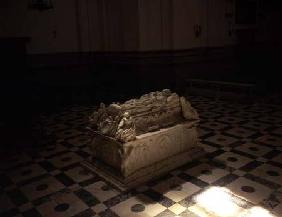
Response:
87,89,202,188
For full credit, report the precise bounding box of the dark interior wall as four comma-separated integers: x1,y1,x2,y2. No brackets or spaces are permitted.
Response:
76,0,139,52
1,0,281,149
1,0,280,53
1,0,281,107
0,0,140,53
0,0,79,53
1,0,236,53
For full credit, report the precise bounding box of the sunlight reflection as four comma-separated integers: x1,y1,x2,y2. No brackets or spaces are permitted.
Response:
245,206,276,217
190,186,277,217
194,187,243,217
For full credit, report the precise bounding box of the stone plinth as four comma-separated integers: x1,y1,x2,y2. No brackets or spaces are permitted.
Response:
87,89,202,187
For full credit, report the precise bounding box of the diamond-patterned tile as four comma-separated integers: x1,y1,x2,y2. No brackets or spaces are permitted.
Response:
198,142,219,153
256,135,282,147
152,177,200,202
226,177,273,204
40,145,68,158
257,116,282,124
198,127,212,138
185,163,229,184
8,164,47,184
64,165,95,183
91,203,107,214
21,176,65,201
111,194,166,217
37,191,88,217
225,127,256,138
215,151,253,169
234,142,272,157
217,115,245,124
84,181,119,202
48,152,83,169
204,134,238,146
168,203,186,215
250,163,282,186
242,121,272,131
66,134,91,147
1,97,282,217
201,121,229,131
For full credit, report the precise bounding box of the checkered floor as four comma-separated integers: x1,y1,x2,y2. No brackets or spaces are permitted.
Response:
1,96,282,217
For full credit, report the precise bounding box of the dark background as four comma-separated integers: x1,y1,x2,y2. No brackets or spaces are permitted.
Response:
1,0,282,151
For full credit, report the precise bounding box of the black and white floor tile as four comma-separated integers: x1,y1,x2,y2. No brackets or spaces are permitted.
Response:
1,96,282,217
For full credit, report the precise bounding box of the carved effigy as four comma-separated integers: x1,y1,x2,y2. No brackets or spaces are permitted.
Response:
89,89,199,142
87,89,201,188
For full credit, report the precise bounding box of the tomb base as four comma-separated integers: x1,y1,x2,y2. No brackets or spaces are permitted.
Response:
87,121,203,189
84,146,203,190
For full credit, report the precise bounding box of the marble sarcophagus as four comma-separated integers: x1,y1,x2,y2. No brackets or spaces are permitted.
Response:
87,89,202,187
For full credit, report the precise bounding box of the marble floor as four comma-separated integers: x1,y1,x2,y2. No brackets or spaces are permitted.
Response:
1,96,282,217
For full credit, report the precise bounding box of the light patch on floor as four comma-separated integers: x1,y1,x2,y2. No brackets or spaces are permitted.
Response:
190,186,277,217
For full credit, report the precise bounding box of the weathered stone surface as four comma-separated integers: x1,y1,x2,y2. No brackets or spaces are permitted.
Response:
180,96,199,120
115,112,136,143
89,89,199,143
87,89,201,186
89,121,199,177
